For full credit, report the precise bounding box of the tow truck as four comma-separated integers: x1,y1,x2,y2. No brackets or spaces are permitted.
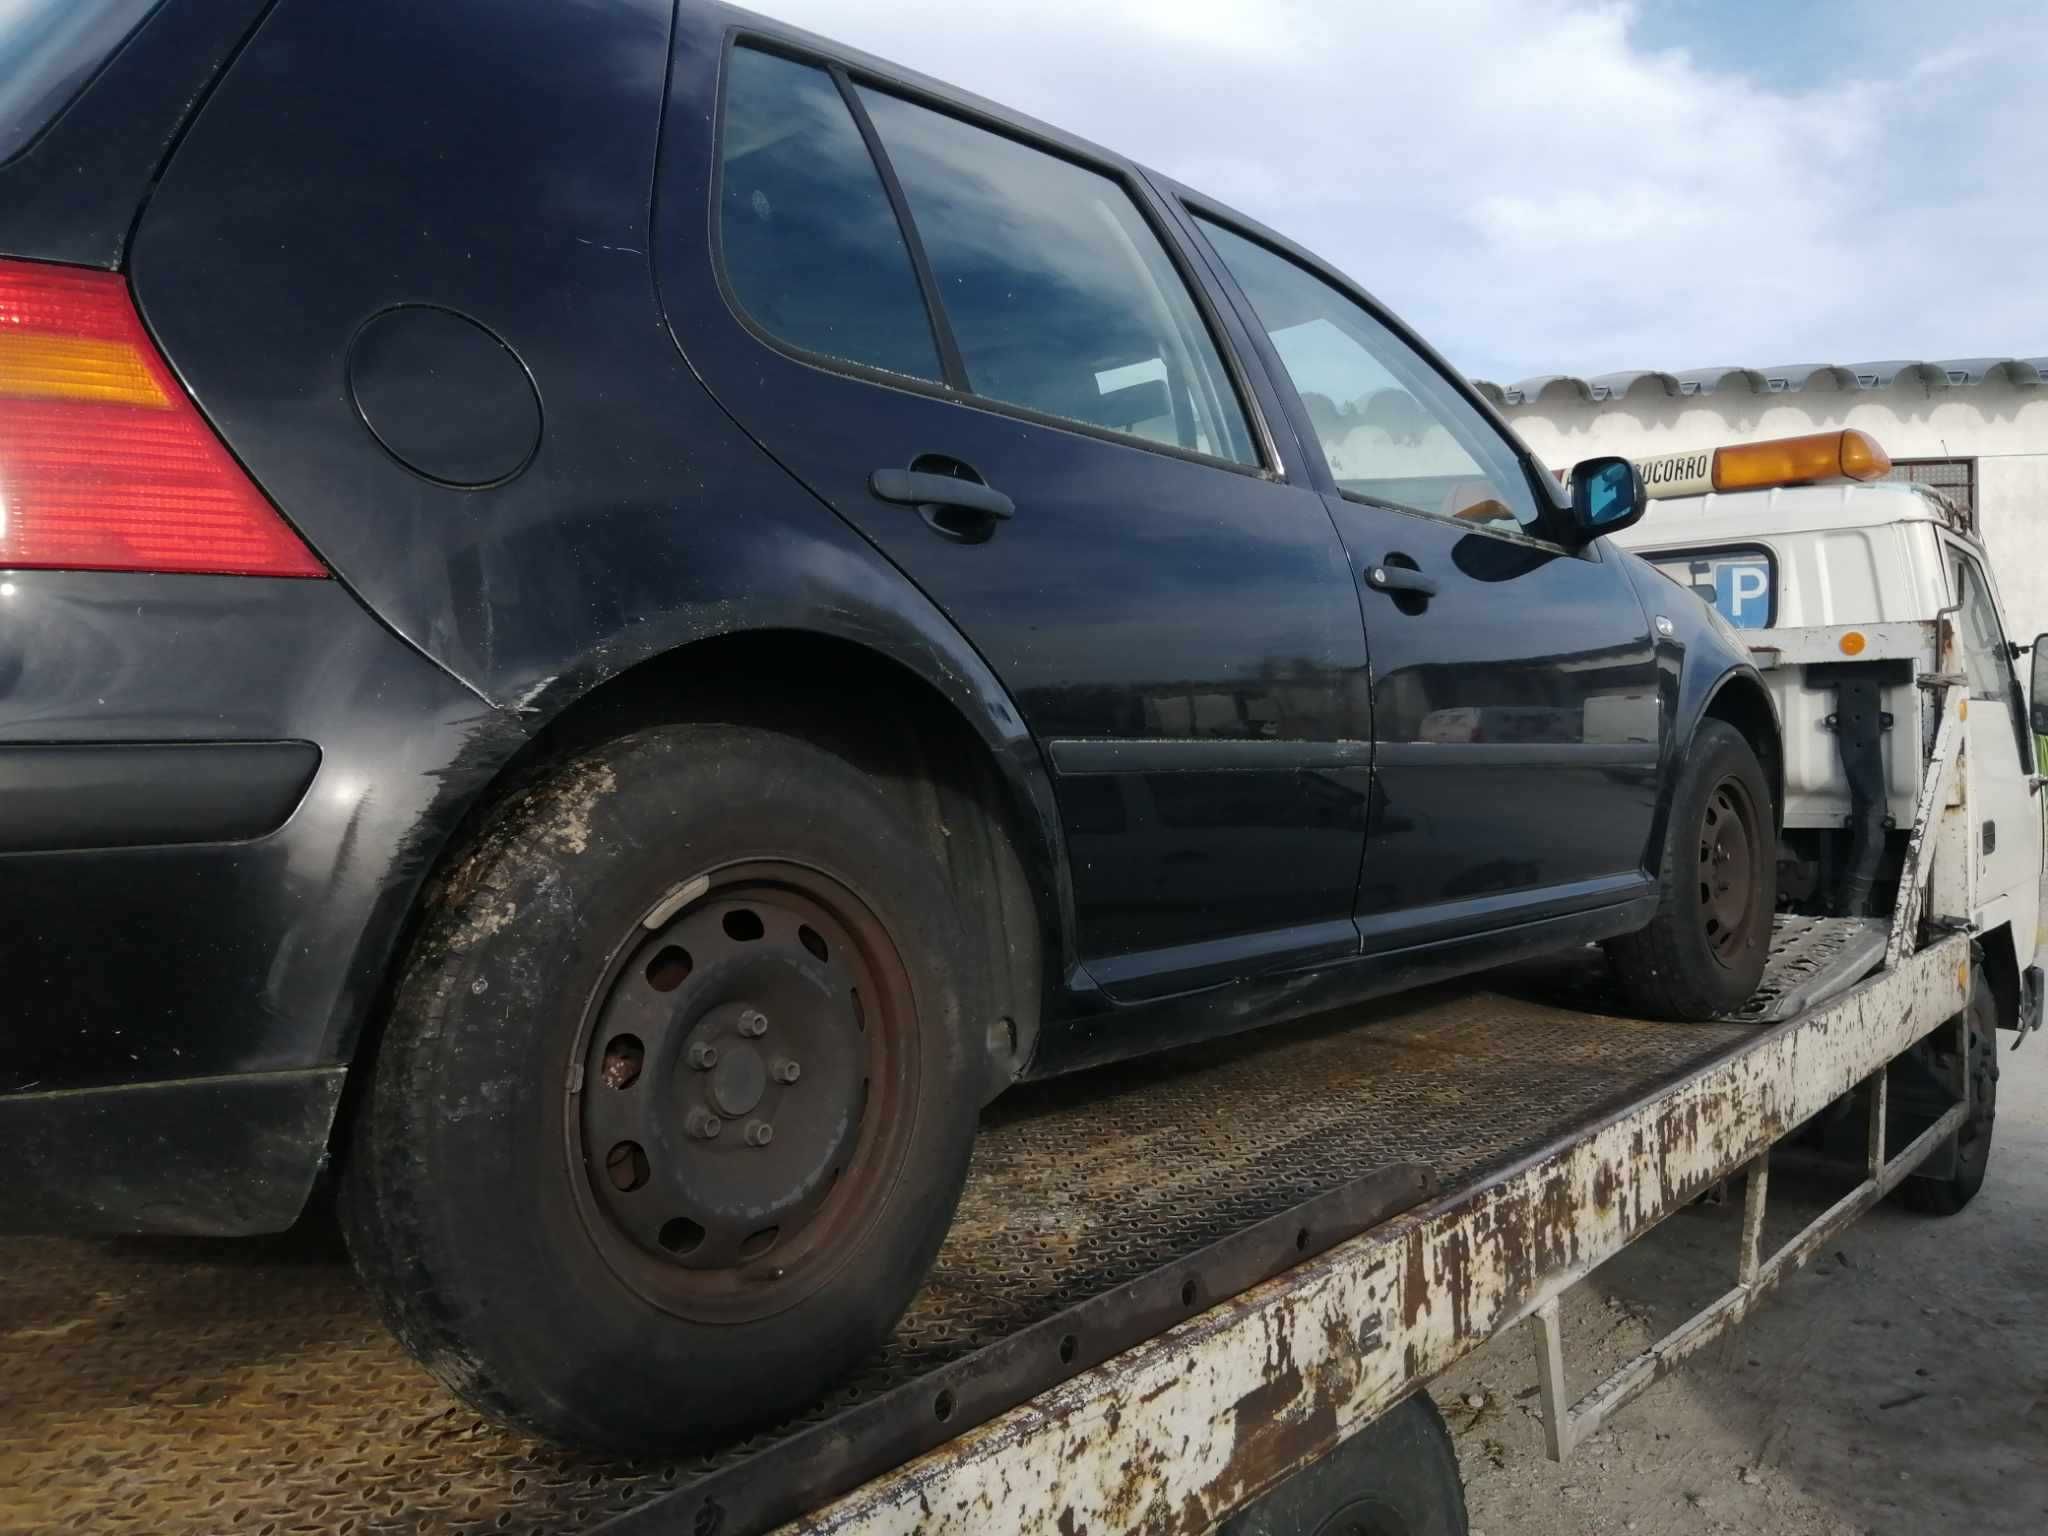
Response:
4,429,2037,1535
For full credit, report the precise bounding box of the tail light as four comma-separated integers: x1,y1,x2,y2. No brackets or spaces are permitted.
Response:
0,259,325,578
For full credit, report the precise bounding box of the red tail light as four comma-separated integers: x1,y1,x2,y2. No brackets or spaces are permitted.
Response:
0,260,325,578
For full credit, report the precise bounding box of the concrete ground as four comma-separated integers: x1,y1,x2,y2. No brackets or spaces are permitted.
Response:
1429,1034,2048,1536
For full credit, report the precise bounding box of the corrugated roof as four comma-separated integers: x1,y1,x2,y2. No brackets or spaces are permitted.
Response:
1474,356,2048,406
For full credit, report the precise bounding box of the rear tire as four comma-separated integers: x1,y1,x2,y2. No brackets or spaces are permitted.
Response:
1607,720,1775,1021
1219,1394,1467,1536
339,723,980,1451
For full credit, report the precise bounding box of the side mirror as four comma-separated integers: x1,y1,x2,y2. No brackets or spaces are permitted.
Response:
2030,635,2048,735
1569,456,1647,541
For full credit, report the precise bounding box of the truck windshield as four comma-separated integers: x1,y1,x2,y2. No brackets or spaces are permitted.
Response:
0,0,161,165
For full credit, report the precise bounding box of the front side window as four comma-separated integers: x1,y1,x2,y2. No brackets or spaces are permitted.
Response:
1953,556,2010,701
854,88,1257,465
1195,218,1542,537
719,48,943,382
1952,552,2031,769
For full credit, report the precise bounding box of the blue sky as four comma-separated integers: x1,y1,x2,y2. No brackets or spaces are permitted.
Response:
753,0,2047,385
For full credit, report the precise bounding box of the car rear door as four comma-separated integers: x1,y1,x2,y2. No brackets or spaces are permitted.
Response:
1182,208,1664,948
656,26,1371,998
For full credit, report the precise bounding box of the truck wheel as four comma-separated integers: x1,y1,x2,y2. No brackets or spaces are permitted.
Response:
1219,1394,1467,1536
1900,966,1998,1216
339,723,980,1451
1606,720,1774,1020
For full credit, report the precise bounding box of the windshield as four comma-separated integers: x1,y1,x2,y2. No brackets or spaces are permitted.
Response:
0,0,161,165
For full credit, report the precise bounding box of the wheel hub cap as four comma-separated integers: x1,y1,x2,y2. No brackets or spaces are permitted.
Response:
1699,778,1760,964
564,861,914,1320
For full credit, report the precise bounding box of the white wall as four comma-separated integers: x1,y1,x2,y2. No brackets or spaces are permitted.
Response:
1979,454,2048,652
1502,379,2048,649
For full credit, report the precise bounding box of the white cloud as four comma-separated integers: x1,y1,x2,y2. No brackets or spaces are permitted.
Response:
747,0,2045,382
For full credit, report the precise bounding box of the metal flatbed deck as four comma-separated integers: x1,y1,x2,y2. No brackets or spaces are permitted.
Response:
0,921,1951,1536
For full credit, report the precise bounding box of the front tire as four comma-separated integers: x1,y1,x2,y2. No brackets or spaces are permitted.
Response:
1607,719,1775,1020
340,723,980,1451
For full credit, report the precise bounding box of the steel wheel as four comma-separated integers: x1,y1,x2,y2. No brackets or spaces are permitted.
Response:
1697,775,1761,967
566,859,918,1322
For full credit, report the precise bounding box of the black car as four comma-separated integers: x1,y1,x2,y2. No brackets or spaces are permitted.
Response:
0,0,1779,1449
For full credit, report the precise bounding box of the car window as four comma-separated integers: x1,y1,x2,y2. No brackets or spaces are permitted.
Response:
1951,552,2031,770
1953,556,2009,700
1195,218,1543,536
1645,547,1776,628
718,48,943,381
0,0,159,165
854,87,1257,465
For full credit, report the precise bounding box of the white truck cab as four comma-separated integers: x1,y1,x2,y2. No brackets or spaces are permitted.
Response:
1609,430,2045,1042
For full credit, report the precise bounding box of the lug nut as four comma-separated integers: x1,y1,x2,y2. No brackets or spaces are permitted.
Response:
687,1042,719,1070
743,1119,775,1147
737,1008,768,1038
685,1108,723,1140
772,1058,801,1084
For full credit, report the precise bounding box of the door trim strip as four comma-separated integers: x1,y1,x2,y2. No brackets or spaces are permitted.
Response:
1047,737,1372,775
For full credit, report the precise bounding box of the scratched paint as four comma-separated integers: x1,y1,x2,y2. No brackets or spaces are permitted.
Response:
784,935,1968,1536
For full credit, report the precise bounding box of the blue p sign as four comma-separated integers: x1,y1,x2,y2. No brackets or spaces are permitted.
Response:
1715,560,1771,627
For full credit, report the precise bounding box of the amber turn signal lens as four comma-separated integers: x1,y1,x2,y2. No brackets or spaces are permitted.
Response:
1711,429,1893,492
0,259,325,578
1839,631,1866,656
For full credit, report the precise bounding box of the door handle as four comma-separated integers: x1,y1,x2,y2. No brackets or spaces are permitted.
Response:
870,468,1014,521
1363,563,1438,598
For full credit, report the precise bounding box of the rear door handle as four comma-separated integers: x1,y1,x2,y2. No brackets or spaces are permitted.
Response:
870,468,1014,521
1363,563,1437,598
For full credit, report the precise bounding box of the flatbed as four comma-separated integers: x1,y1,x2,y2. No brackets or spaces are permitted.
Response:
0,683,1998,1535
0,931,1965,1536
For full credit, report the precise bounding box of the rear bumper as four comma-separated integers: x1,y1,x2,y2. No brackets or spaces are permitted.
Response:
0,1069,346,1235
0,570,508,1232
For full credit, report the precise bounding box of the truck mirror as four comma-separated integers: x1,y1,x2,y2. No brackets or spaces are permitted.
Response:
1569,456,1646,542
2031,636,2048,734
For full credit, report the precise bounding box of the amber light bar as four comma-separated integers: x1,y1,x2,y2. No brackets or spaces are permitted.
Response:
1711,429,1891,491
0,259,325,577
1634,429,1893,501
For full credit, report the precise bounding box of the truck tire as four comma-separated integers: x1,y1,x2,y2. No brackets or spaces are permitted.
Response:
1900,965,1998,1216
339,723,981,1451
1606,720,1775,1020
1219,1393,1467,1536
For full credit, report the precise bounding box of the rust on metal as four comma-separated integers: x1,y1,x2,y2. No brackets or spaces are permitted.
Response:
0,929,1967,1536
1554,1094,1967,1454
0,962,1749,1536
783,937,1967,1536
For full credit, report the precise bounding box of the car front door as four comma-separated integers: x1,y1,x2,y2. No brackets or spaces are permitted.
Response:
657,33,1371,998
1186,212,1664,948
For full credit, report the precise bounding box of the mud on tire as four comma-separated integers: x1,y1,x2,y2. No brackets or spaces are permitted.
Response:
339,722,981,1451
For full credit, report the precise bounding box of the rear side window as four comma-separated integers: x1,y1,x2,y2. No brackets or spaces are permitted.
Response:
718,48,943,381
853,87,1257,465
0,0,159,164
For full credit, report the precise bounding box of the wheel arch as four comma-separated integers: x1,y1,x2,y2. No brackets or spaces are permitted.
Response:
1697,668,1784,831
332,624,1067,1169
1976,919,2022,1032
